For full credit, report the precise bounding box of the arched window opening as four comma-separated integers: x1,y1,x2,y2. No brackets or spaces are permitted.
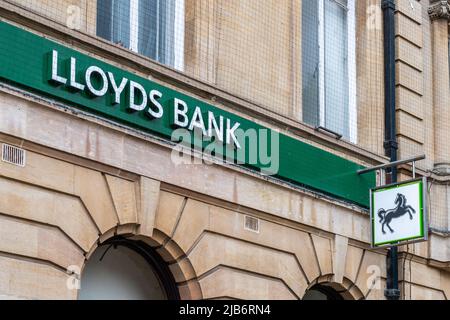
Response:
79,237,179,300
303,284,345,300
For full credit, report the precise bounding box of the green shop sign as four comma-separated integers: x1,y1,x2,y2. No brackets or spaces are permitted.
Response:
0,21,375,207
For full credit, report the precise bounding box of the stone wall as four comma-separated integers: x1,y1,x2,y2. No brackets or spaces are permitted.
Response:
0,128,381,299
0,0,449,300
0,87,449,299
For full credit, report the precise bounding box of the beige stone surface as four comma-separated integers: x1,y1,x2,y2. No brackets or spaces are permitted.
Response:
0,149,129,238
356,0,385,155
310,234,333,276
208,206,321,282
199,267,297,300
153,191,185,238
396,37,423,72
429,233,450,263
345,245,365,283
188,232,308,298
135,177,160,237
397,0,422,24
0,255,76,300
420,6,437,170
408,260,442,290
396,86,423,120
365,278,386,300
0,214,85,271
347,284,366,300
395,1,425,171
169,257,198,283
137,177,161,237
105,175,138,225
397,110,425,144
410,241,429,260
332,235,349,284
430,18,450,166
172,199,210,253
355,250,386,297
428,184,450,232
7,0,89,32
0,177,98,252
0,151,75,194
440,271,450,300
169,200,322,282
409,284,446,300
396,12,423,48
397,136,424,162
396,63,423,96
178,279,203,300
157,239,185,262
184,0,218,84
74,167,118,233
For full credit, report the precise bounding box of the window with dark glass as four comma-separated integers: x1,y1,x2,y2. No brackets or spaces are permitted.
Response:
302,0,356,142
97,0,184,70
303,285,345,300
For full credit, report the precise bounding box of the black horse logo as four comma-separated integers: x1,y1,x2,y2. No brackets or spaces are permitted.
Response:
378,193,416,234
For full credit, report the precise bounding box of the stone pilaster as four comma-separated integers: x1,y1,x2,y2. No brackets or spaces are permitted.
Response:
395,0,425,163
429,0,450,175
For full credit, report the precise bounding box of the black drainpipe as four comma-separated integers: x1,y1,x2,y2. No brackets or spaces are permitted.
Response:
382,0,400,300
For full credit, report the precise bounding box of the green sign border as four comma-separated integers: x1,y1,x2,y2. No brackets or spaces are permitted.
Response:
371,178,427,247
0,21,376,207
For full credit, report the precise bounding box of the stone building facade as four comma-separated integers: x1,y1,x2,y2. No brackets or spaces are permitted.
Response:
0,0,449,300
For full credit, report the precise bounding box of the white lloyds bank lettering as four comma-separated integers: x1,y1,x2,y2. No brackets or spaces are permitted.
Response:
48,49,241,149
69,57,85,91
208,111,224,143
85,65,108,97
172,98,241,149
226,118,241,149
148,89,163,119
129,80,147,111
172,98,189,127
49,50,67,85
189,106,207,136
108,72,128,105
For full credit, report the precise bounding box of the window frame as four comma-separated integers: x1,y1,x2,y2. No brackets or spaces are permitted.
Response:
315,0,357,143
98,0,185,71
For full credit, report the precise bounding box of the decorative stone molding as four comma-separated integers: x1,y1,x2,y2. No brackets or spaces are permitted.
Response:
428,0,450,21
433,163,450,176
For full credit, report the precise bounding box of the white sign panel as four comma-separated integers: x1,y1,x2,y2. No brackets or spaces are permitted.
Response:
371,178,427,247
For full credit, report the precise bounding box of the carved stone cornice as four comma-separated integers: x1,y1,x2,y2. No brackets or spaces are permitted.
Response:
428,0,450,21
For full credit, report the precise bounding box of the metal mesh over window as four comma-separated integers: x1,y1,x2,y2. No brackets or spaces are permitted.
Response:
4,0,386,154
96,0,183,69
428,182,450,234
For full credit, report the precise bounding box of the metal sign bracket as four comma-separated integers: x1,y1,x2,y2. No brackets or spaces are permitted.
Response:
358,155,425,184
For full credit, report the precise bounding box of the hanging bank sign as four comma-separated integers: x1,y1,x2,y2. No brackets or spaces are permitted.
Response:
0,21,375,207
370,178,428,247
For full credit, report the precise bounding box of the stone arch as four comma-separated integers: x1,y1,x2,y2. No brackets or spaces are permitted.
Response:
79,224,202,300
135,228,203,300
304,275,365,300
